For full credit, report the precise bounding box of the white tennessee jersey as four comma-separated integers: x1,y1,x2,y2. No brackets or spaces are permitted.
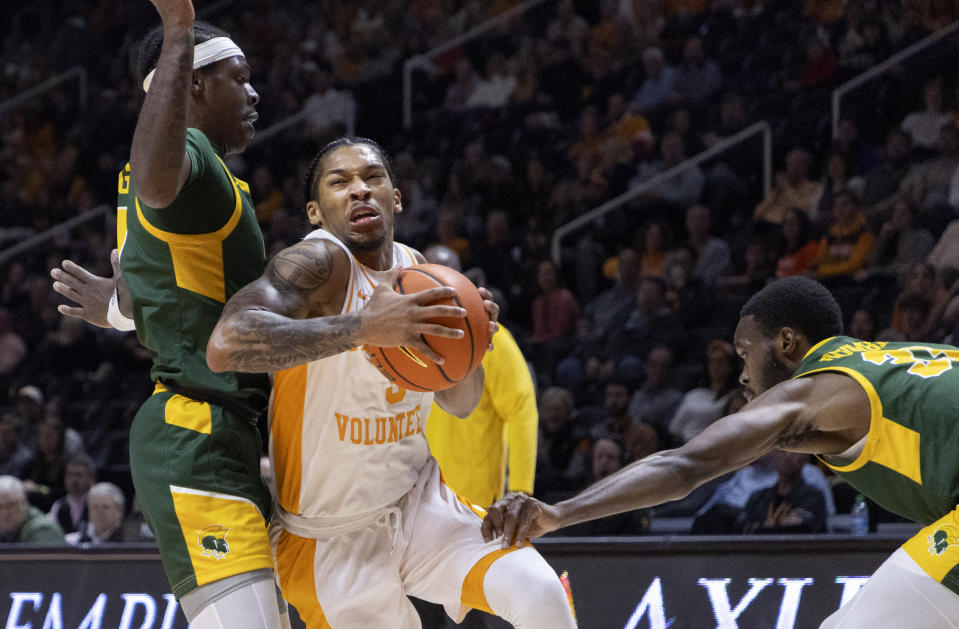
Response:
269,229,433,519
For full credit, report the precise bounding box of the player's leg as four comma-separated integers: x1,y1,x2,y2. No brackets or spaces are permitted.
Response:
129,391,280,626
181,569,289,629
274,524,420,629
820,548,959,628
401,459,576,628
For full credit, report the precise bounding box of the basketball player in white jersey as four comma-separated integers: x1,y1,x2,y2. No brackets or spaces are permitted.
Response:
206,138,576,629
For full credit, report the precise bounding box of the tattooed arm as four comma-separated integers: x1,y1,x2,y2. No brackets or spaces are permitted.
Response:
207,239,468,373
130,0,195,208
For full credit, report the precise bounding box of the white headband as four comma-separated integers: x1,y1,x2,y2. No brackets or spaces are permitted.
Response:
142,37,245,93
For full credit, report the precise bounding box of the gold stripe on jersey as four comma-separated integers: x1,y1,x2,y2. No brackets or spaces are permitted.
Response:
461,548,517,614
273,364,308,514
133,156,244,302
169,486,273,588
803,365,922,484
275,530,332,629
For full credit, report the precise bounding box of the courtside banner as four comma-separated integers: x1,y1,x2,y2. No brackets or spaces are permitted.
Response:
1,536,902,628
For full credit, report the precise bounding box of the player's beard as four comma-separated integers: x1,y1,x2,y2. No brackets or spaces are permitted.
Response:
759,345,794,393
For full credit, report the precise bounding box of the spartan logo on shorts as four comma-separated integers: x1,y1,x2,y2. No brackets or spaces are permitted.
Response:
198,525,231,559
927,524,959,557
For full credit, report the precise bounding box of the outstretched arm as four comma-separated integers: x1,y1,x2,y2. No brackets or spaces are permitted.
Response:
482,373,868,546
130,0,196,208
207,240,469,373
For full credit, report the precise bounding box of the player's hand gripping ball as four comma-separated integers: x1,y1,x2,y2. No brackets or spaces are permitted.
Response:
365,264,490,392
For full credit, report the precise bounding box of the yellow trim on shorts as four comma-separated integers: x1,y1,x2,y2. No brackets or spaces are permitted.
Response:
903,507,959,585
461,548,517,614
169,485,273,589
154,382,213,435
801,365,922,484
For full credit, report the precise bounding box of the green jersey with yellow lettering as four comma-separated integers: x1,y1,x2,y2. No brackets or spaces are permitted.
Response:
116,127,269,407
793,335,959,525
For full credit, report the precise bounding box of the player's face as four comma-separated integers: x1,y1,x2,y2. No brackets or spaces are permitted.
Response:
308,145,402,253
199,57,259,155
734,315,794,402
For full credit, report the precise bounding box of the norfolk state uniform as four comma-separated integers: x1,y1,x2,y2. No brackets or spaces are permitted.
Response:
794,336,959,594
117,128,273,598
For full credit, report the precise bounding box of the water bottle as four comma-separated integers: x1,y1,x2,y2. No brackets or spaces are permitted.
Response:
851,493,869,536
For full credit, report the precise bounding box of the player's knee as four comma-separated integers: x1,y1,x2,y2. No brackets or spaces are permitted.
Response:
483,549,573,626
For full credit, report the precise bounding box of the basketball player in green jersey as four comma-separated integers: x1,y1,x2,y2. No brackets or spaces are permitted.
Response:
52,1,287,626
485,276,959,627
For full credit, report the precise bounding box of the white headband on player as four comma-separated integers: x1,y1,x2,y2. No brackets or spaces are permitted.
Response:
142,37,245,93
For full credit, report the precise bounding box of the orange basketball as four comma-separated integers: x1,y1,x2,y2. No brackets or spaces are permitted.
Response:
365,263,490,392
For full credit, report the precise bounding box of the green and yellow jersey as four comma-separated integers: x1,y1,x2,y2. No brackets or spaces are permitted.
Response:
116,128,269,407
794,336,959,525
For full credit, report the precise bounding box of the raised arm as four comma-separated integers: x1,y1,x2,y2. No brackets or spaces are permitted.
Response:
207,240,470,373
130,0,196,208
482,372,868,546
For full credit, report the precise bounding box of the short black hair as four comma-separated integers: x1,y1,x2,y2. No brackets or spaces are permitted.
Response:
136,20,230,82
740,277,843,344
302,137,396,204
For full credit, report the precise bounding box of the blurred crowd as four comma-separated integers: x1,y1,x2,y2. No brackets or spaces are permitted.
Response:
3,0,959,542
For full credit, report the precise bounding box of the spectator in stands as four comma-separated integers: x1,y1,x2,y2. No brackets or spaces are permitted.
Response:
667,340,739,447
788,34,838,92
663,244,713,328
0,475,65,544
740,451,828,534
553,435,650,536
66,482,126,545
631,46,675,115
470,209,516,295
900,124,959,234
0,415,30,478
590,377,658,459
627,345,683,448
928,218,959,278
546,0,590,55
47,453,95,535
636,222,670,278
753,147,822,225
863,197,934,284
807,190,874,283
0,307,26,382
465,52,517,110
605,92,653,160
529,259,580,377
599,276,687,375
580,248,641,348
701,91,755,223
443,57,482,112
302,60,356,138
630,131,705,212
535,387,590,496
21,418,75,511
568,105,605,171
861,128,913,223
814,151,864,229
670,36,724,110
838,16,891,76
901,76,948,155
882,262,952,342
849,308,878,341
832,118,880,177
716,239,775,298
692,451,835,534
684,204,730,286
775,207,819,278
